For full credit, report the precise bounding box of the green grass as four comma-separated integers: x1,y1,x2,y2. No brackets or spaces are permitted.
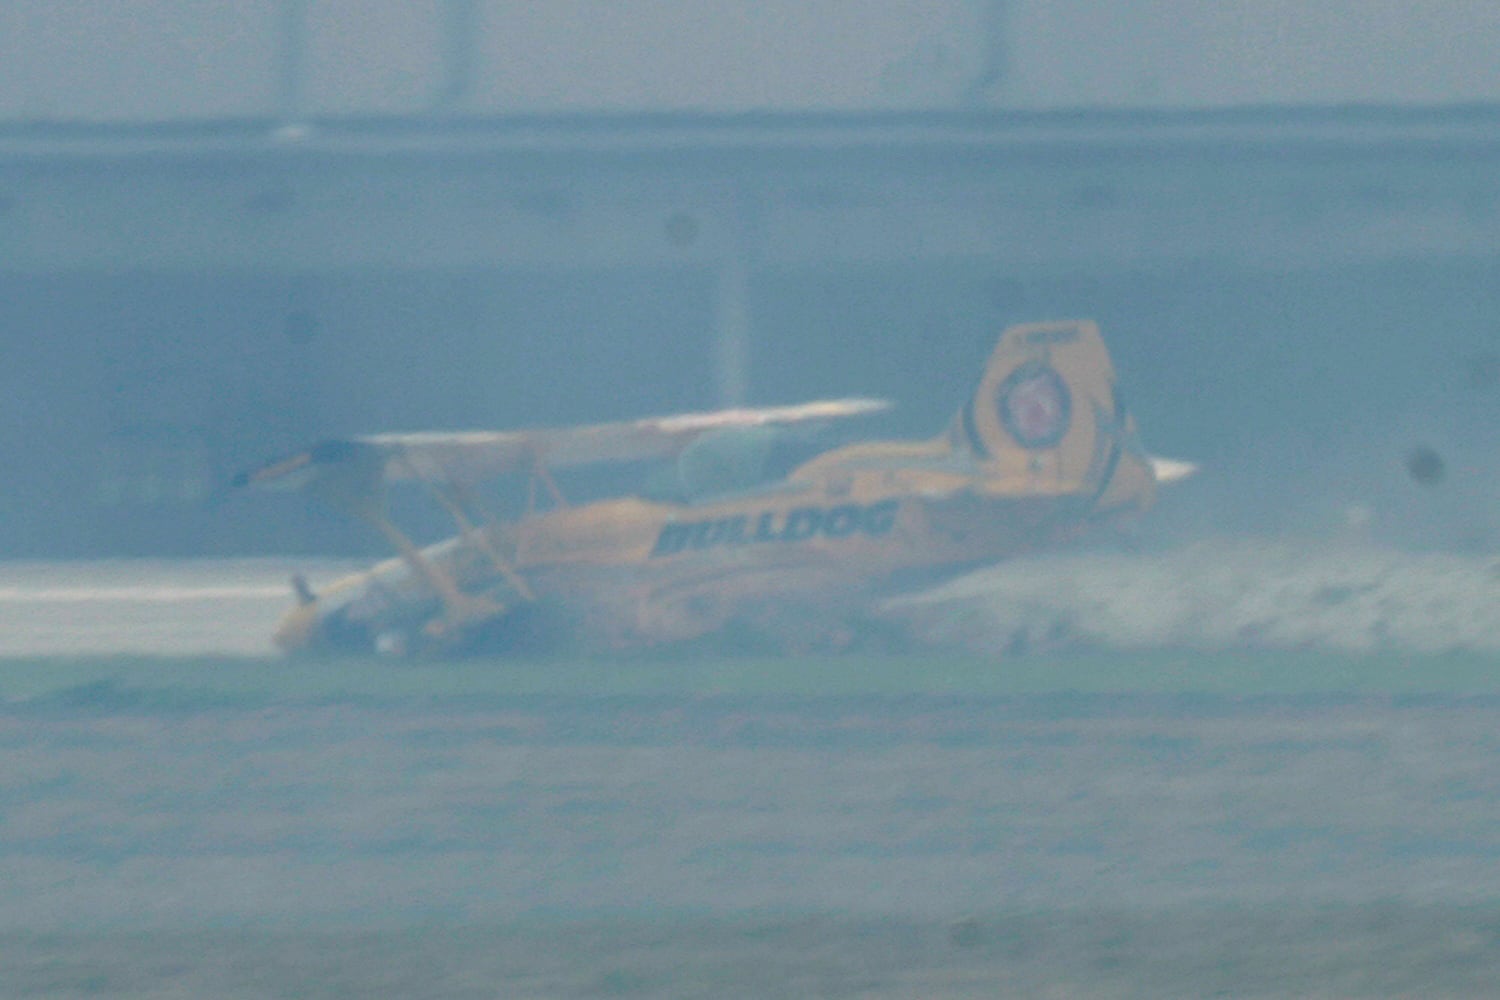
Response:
0,648,1498,704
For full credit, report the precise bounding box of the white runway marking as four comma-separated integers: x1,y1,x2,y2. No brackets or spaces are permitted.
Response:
0,559,358,657
0,586,290,602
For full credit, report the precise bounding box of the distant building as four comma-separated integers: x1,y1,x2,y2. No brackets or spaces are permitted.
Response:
4,1,1499,554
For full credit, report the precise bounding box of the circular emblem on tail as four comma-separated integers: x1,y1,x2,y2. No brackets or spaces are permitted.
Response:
997,362,1071,449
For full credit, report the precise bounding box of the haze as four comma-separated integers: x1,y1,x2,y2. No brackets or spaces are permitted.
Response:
0,1,1497,558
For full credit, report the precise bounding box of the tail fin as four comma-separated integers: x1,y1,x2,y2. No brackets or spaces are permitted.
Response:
950,320,1152,501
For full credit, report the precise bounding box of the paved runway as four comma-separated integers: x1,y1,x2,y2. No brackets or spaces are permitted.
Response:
0,559,353,657
3,559,1500,996
7,691,1500,926
2,688,1500,996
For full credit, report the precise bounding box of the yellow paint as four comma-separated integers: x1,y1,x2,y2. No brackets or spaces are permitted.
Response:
260,321,1182,655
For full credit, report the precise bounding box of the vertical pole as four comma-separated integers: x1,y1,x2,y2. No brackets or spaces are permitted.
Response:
437,0,478,111
964,0,1010,105
714,252,750,407
714,186,758,408
277,0,308,122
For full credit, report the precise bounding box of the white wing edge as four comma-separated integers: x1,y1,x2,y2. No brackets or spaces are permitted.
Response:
1150,456,1198,484
237,397,894,490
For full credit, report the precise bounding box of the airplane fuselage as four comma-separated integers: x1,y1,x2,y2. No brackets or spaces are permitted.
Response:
277,426,1156,654
253,320,1183,657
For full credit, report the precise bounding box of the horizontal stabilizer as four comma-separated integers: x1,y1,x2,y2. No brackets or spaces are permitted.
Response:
1150,456,1198,484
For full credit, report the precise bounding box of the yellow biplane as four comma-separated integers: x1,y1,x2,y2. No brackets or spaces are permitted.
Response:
237,320,1192,655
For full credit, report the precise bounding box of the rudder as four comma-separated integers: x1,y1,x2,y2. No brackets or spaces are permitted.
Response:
950,320,1148,499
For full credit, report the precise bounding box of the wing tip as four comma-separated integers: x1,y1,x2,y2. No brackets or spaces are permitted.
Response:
235,440,371,491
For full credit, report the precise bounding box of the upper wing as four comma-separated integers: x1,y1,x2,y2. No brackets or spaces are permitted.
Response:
235,397,891,493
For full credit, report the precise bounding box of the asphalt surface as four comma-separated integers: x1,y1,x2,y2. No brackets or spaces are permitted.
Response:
3,558,1500,997
0,690,1499,996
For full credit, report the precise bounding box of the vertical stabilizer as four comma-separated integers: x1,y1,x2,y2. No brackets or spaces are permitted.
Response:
950,320,1153,505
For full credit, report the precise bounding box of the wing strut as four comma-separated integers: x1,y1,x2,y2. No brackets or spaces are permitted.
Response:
396,452,536,603
526,458,568,514
353,503,505,640
268,444,502,639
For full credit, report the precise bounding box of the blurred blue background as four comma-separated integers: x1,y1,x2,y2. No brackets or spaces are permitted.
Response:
6,1,1500,555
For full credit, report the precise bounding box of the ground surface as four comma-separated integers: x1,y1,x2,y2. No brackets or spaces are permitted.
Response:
882,539,1500,655
3,553,1500,997
8,540,1500,659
